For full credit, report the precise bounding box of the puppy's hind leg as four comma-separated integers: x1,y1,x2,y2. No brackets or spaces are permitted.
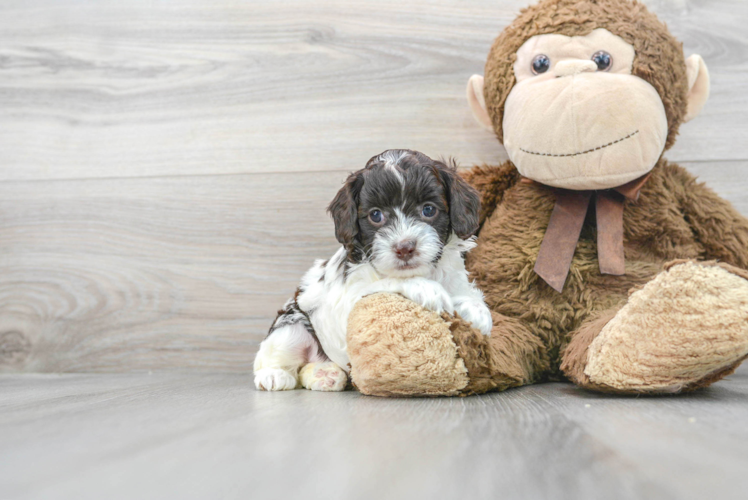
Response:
300,362,348,392
254,302,327,391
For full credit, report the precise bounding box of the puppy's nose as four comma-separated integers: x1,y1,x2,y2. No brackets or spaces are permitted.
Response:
394,240,417,261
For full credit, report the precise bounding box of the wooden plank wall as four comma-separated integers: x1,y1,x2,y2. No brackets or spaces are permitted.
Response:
0,0,746,372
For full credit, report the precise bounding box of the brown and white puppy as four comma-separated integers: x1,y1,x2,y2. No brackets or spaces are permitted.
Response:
254,149,493,392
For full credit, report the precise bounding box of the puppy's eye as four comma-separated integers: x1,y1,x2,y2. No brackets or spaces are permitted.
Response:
421,204,437,218
531,54,550,75
369,209,384,224
591,51,612,71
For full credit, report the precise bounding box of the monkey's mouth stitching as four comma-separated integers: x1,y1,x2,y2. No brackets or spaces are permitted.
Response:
519,130,640,158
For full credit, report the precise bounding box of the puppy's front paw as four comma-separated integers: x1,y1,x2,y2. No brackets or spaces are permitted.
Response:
401,281,455,314
456,301,493,336
254,368,298,391
300,362,347,392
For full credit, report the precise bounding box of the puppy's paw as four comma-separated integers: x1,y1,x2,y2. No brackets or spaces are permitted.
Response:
401,280,455,315
299,362,347,392
254,368,298,391
456,300,493,336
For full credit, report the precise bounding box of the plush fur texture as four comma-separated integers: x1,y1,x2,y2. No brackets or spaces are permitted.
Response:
348,293,471,397
344,0,748,397
348,293,546,397
465,160,748,381
484,0,687,151
561,261,748,393
583,261,748,392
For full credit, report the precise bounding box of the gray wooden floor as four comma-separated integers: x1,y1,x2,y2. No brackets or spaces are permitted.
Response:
1,0,748,498
1,371,748,500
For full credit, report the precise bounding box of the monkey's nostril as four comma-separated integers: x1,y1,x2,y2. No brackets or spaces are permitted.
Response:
394,240,417,261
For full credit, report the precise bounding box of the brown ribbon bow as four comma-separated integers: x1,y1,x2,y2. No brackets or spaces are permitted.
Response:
527,174,650,293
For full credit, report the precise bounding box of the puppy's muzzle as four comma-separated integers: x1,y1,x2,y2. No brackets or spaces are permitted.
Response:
394,240,417,262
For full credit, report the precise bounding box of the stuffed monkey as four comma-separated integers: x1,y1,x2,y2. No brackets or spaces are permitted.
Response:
347,0,748,396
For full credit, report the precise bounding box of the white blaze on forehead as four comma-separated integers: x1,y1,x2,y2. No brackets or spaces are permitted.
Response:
378,150,408,185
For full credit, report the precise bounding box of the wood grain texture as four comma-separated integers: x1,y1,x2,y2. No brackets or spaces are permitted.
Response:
1,370,747,500
0,161,745,373
0,171,342,372
0,0,746,181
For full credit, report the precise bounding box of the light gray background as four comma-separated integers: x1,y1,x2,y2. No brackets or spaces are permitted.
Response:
0,1,746,499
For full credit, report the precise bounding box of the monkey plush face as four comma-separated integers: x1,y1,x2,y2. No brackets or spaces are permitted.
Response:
467,0,710,191
503,28,667,189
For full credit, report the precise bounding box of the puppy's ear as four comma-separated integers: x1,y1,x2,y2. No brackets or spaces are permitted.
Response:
327,171,364,248
438,160,480,239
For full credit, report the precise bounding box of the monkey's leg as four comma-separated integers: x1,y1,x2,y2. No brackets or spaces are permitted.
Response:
561,261,748,394
454,311,548,395
347,293,546,396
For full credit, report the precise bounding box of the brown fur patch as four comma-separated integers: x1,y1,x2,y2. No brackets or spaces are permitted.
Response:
484,0,688,151
667,260,748,393
680,355,748,392
567,348,748,396
447,311,547,395
466,158,748,376
459,162,520,228
560,307,620,386
580,262,748,393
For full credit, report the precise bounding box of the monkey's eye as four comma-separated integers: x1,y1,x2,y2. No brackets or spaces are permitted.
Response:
421,204,437,218
369,209,384,225
531,54,550,75
591,51,612,71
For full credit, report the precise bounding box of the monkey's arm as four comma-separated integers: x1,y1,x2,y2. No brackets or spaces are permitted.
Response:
673,163,748,269
459,161,520,227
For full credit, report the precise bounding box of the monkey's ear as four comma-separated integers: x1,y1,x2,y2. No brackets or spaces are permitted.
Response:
439,162,481,239
327,172,363,248
684,55,710,123
466,75,493,131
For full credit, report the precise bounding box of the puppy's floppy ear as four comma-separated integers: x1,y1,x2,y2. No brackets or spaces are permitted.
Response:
327,171,364,248
437,160,481,239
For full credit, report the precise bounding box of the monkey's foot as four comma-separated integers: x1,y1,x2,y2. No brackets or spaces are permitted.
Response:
300,362,348,392
564,261,748,394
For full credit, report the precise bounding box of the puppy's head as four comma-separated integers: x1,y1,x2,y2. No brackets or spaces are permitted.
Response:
328,149,480,278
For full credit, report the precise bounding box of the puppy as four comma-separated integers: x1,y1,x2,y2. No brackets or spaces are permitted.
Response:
254,149,493,391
